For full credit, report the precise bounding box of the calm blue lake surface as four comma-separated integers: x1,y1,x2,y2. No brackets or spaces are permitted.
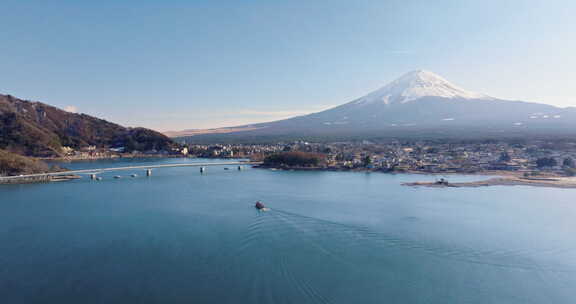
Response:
1,158,576,303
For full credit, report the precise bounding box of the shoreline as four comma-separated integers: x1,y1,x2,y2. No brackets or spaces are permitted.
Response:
37,154,187,162
255,165,521,177
0,174,81,185
6,160,575,188
256,165,576,189
403,176,576,189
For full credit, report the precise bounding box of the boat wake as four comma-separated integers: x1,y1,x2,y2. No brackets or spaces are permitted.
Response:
245,209,576,274
205,208,576,303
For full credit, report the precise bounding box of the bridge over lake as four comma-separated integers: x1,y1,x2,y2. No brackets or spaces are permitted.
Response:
0,161,262,184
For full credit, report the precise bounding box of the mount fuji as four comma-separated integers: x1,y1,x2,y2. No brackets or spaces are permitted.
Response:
347,70,491,105
177,70,576,141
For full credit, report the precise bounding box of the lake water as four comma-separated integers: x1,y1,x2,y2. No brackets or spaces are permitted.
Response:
1,158,576,303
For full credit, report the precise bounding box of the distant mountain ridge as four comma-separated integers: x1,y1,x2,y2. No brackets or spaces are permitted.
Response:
0,94,177,157
176,70,576,142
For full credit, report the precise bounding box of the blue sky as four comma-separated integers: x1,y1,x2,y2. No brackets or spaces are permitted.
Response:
1,0,575,131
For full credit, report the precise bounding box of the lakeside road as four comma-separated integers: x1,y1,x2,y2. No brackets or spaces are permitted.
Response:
403,176,576,189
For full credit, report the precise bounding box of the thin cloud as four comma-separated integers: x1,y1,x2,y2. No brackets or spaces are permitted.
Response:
139,105,338,131
236,110,310,117
236,105,336,118
64,105,78,113
387,50,414,55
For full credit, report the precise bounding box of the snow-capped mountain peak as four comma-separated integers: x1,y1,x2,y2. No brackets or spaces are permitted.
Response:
353,70,490,105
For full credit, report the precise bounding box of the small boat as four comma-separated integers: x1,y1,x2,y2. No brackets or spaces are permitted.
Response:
131,174,138,178
114,175,122,179
224,167,229,170
255,201,265,210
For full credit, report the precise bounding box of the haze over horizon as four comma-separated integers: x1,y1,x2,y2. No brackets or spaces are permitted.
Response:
1,0,575,131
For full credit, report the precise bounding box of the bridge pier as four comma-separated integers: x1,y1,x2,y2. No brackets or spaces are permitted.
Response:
0,161,261,184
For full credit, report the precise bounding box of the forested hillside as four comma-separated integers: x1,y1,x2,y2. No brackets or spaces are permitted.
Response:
0,94,177,157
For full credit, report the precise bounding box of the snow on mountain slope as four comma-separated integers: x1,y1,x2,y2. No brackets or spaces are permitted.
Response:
352,70,491,105
175,70,576,141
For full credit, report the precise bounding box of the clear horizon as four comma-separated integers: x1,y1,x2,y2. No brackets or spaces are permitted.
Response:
1,0,575,131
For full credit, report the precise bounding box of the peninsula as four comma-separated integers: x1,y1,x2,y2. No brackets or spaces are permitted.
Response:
404,175,576,189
